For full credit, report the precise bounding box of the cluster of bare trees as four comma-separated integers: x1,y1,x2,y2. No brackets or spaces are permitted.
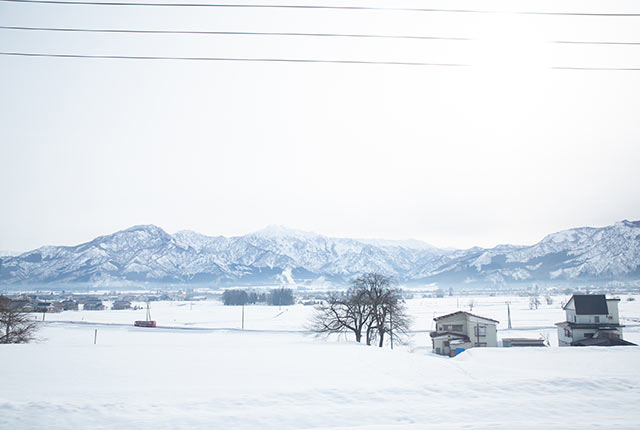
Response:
309,273,410,348
0,296,39,344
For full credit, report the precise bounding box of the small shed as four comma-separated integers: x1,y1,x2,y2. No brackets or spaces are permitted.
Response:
502,338,547,347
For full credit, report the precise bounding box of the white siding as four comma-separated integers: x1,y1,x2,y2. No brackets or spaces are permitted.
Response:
606,300,620,324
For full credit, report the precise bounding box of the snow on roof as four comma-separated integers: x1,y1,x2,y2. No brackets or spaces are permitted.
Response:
433,311,499,324
571,337,637,346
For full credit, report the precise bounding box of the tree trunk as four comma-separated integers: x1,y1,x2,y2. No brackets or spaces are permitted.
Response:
378,331,385,347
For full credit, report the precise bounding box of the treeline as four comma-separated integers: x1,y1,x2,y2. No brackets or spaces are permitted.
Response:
221,288,294,306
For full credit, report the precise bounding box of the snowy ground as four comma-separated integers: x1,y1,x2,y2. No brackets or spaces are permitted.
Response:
2,295,640,429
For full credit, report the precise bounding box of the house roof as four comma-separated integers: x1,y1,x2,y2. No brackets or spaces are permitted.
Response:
571,337,637,347
433,311,499,324
565,295,609,315
502,338,547,347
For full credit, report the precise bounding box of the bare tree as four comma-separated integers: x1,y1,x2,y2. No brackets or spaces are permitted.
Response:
0,297,40,344
529,295,540,310
368,287,411,348
309,288,373,343
309,273,411,348
539,331,550,346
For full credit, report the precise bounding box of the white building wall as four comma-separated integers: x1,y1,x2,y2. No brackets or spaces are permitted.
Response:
435,315,468,335
467,315,498,347
606,300,620,324
557,327,572,346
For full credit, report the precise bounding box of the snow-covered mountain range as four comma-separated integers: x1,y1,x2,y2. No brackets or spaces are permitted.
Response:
1,221,639,287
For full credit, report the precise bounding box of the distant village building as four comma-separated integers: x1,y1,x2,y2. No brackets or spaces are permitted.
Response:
48,302,64,313
431,311,499,356
83,299,105,311
33,302,52,313
7,298,31,310
556,294,636,346
62,300,78,311
111,300,132,310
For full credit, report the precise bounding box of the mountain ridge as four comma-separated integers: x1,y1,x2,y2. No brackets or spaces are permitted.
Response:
1,221,639,287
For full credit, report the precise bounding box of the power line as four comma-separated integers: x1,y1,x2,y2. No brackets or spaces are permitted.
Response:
0,25,470,41
553,40,640,46
0,51,469,66
4,26,639,46
553,66,640,71
0,0,496,13
3,52,639,71
520,11,640,17
3,0,640,16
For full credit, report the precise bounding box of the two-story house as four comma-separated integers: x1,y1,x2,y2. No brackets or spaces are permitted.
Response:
430,311,499,356
556,294,635,346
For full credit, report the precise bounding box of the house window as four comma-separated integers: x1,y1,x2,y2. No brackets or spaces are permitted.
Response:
564,328,572,338
585,333,594,338
474,325,486,336
594,316,600,323
451,325,463,332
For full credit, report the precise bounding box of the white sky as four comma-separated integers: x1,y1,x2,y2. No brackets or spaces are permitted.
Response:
1,0,640,252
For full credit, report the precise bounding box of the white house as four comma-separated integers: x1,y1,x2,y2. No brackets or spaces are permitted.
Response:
430,311,499,356
556,294,635,346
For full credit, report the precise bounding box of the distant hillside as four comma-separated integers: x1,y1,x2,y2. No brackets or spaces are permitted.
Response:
1,221,639,287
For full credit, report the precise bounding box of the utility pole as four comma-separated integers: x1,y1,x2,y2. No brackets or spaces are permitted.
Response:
94,329,97,345
390,311,394,350
241,304,245,330
507,302,512,329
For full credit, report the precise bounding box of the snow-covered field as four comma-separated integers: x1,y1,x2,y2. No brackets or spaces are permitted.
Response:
2,295,640,429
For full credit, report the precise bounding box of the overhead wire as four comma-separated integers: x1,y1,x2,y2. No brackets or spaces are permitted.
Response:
1,0,639,69
2,0,640,16
552,40,640,46
4,25,640,46
0,25,470,41
0,51,470,66
0,0,498,13
2,52,639,70
552,66,640,71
